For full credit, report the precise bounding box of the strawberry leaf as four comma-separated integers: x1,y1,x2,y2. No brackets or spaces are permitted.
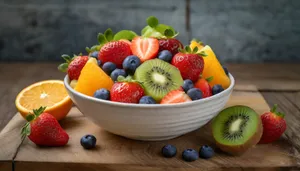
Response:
21,122,30,140
33,106,47,118
192,46,199,53
192,38,204,45
117,75,126,82
198,51,208,57
185,46,192,53
61,54,72,63
58,63,69,72
104,28,114,42
206,76,214,83
97,33,108,45
147,16,159,28
85,47,92,53
113,30,138,41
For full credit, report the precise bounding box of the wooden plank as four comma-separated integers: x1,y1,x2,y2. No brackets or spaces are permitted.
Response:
261,92,300,154
0,162,12,171
0,114,25,161
227,64,300,91
13,162,300,171
13,91,298,169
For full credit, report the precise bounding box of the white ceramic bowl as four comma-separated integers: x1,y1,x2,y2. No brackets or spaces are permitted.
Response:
64,74,235,141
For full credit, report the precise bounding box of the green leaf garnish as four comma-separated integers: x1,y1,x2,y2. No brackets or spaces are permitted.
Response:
147,16,159,28
104,28,114,42
113,30,138,41
58,63,69,72
97,33,108,45
206,76,214,83
164,29,174,38
192,46,199,53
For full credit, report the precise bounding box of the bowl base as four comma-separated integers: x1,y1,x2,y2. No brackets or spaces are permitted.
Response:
124,134,183,141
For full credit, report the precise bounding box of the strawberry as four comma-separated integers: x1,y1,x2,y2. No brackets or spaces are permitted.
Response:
160,90,192,104
194,77,213,98
21,107,69,146
259,104,287,144
130,36,159,62
58,54,89,80
110,76,144,103
99,40,132,68
171,46,206,82
158,38,183,56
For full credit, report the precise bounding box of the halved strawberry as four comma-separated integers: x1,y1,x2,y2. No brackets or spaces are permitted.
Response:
160,90,192,104
130,36,159,62
194,77,213,98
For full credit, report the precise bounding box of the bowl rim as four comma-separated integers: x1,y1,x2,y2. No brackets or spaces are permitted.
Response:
64,74,235,108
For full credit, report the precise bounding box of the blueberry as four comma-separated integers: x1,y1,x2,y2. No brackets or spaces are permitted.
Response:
223,66,229,76
97,60,102,66
162,144,177,158
102,62,117,75
187,88,202,100
158,50,173,62
182,79,194,92
122,55,141,75
80,134,97,149
93,88,110,100
90,51,99,58
199,145,214,159
182,149,199,162
110,69,127,82
212,84,224,95
139,96,156,104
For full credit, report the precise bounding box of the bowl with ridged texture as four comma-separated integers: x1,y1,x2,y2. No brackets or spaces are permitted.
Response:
64,74,235,141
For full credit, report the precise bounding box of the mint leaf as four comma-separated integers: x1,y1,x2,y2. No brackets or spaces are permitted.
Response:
97,33,108,45
147,16,159,28
113,30,138,41
164,29,174,37
104,28,114,42
58,63,69,72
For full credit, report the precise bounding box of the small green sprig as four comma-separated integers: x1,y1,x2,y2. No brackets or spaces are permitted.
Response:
178,45,207,57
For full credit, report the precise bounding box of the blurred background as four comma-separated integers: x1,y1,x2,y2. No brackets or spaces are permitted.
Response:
0,0,299,63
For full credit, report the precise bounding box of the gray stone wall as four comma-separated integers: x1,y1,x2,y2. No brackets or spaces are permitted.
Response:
0,0,299,62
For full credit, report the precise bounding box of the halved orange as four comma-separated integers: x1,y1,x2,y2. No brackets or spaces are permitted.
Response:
15,80,73,120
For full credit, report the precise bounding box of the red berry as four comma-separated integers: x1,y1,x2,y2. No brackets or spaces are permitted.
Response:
194,78,212,98
99,40,132,68
130,36,159,62
171,52,204,82
259,104,286,144
22,107,69,146
67,56,89,80
158,38,183,56
110,82,144,103
160,90,191,104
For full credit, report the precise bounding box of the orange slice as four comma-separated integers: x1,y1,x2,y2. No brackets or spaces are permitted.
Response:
200,45,231,89
15,80,73,120
75,58,114,96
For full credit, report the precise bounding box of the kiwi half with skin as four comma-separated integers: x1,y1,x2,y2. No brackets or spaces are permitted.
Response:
212,105,263,155
134,59,183,102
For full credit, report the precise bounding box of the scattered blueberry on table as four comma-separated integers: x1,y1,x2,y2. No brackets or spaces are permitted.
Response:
199,145,214,159
162,144,177,158
182,148,199,162
80,134,97,149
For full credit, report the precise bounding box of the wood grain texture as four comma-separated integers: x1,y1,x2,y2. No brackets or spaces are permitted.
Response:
0,162,12,171
12,91,299,169
0,114,25,161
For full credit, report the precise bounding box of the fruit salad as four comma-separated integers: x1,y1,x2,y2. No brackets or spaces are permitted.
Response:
58,16,231,104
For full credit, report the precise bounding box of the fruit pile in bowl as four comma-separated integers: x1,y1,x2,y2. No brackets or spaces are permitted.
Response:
60,16,234,141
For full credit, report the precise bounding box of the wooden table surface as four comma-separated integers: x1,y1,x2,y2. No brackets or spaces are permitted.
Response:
0,63,300,171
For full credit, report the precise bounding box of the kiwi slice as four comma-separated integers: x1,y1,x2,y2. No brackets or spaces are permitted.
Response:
212,105,263,155
134,59,183,102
